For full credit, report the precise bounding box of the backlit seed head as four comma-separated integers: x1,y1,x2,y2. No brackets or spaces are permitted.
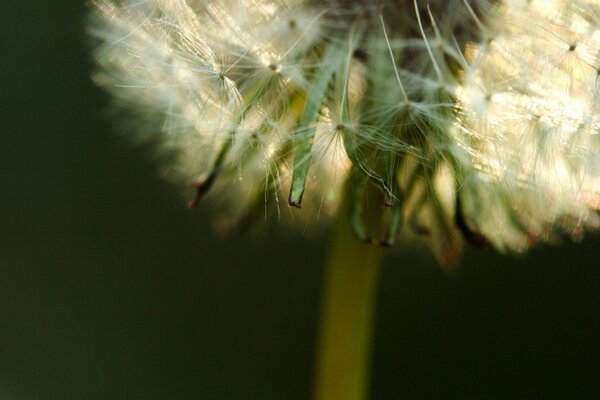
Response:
89,0,600,265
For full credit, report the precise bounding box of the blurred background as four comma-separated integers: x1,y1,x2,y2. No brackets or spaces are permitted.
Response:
1,1,599,399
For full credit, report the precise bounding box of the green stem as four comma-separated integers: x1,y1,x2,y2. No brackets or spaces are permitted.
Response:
313,216,385,400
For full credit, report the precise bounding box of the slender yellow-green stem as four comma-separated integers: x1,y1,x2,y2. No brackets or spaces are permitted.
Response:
313,217,385,400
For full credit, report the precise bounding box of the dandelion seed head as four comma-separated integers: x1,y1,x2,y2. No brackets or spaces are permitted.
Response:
90,0,600,264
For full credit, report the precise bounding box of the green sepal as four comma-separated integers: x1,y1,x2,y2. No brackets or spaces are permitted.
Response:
289,34,362,207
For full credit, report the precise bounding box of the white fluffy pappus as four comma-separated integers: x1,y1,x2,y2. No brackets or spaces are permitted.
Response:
89,0,600,265
454,0,600,252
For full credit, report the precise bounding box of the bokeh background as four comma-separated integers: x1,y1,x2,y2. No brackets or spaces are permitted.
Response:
2,1,599,399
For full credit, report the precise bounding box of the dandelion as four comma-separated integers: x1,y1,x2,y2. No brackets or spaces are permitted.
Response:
89,0,600,398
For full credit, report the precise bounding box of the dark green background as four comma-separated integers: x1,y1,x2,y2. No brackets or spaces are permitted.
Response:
1,1,599,398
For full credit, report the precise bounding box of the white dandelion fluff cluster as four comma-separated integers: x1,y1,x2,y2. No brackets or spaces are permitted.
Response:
89,0,600,264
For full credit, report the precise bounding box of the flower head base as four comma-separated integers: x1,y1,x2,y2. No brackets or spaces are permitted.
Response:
90,0,600,264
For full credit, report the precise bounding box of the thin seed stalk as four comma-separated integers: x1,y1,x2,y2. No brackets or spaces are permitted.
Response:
313,206,385,400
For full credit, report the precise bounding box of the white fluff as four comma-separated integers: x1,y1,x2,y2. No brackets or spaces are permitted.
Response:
89,0,600,263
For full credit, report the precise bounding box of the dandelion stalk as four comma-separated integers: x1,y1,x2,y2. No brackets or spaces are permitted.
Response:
314,204,384,400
